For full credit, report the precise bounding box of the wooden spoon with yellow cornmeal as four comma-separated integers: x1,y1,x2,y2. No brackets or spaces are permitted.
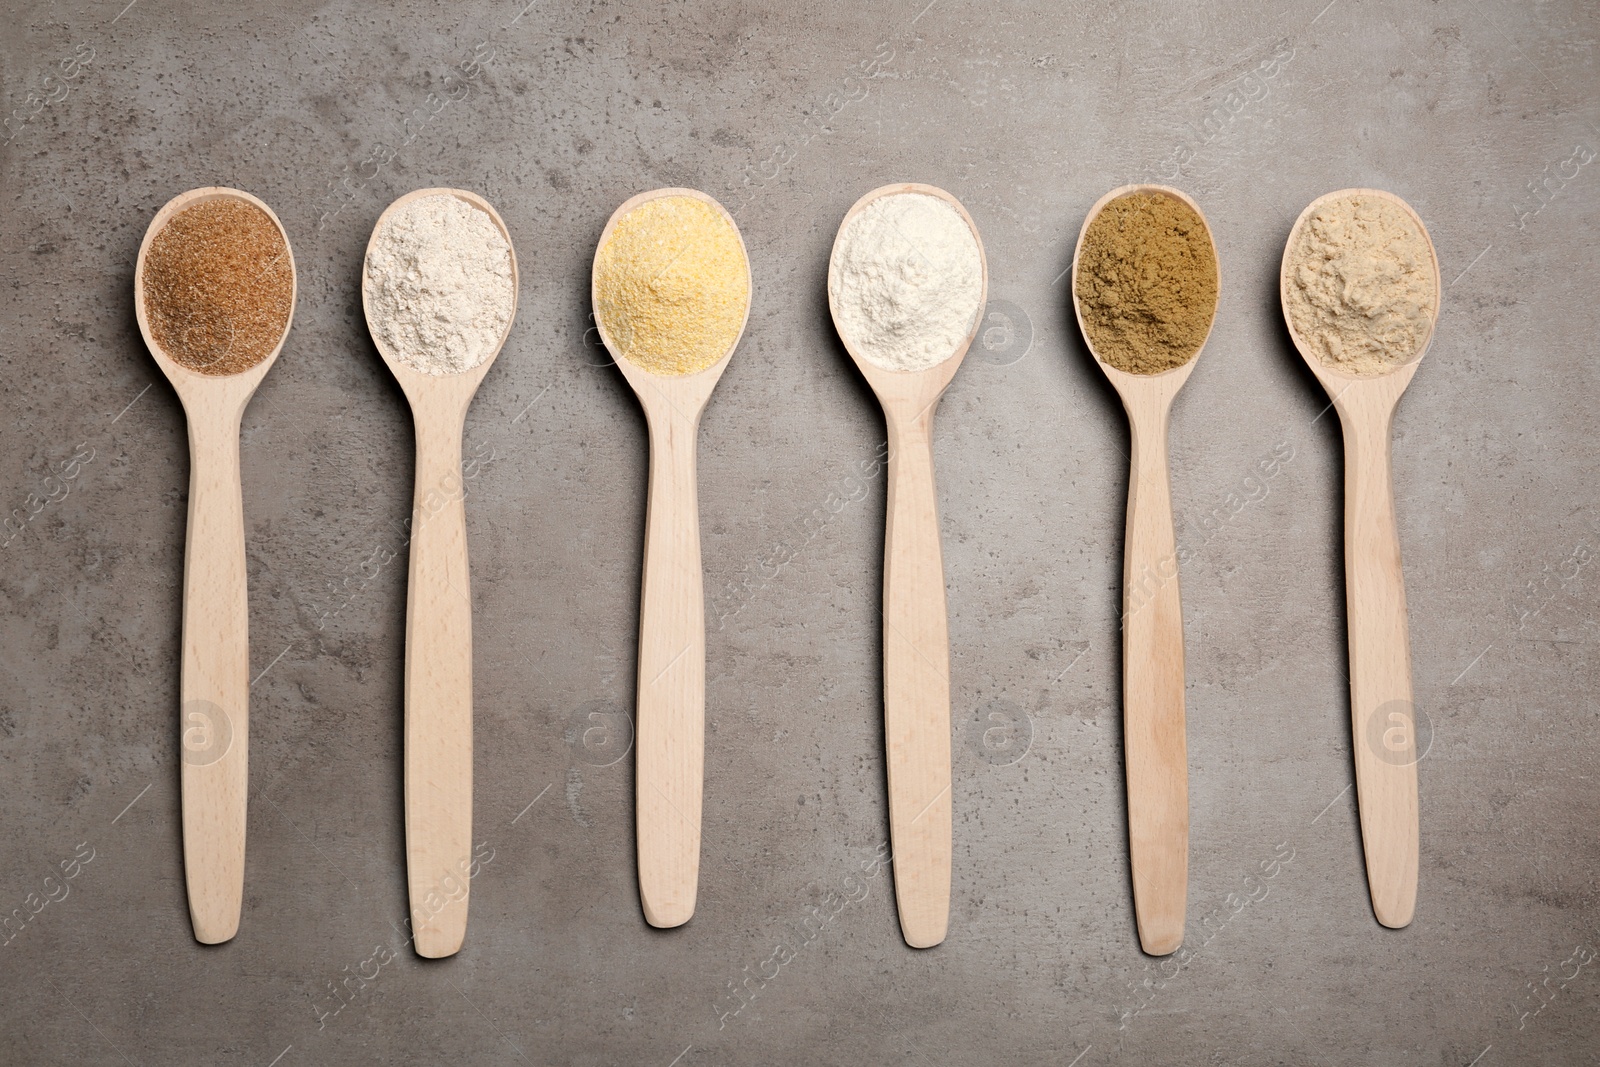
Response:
1072,184,1219,956
591,188,751,928
1280,188,1440,930
136,187,297,944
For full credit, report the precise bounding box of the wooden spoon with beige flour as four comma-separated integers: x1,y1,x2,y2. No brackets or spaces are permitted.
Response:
591,188,751,928
1280,188,1440,928
135,186,297,943
1071,184,1219,955
363,188,518,957
828,183,987,948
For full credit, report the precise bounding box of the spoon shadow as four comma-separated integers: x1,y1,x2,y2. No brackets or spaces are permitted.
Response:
121,212,193,916
1268,220,1367,851
1053,235,1153,952
813,251,893,835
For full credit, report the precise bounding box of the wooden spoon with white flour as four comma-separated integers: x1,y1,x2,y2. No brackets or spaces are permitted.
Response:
828,183,987,949
364,188,518,957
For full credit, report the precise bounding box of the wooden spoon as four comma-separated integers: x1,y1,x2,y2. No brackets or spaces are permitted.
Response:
1071,184,1219,956
135,186,297,944
363,188,518,958
1280,188,1439,929
827,183,987,949
590,188,750,929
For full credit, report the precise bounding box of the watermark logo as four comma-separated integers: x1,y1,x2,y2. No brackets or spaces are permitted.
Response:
1362,699,1432,768
712,842,889,1031
1152,40,1294,180
181,699,232,767
579,310,616,367
1,43,94,147
566,700,633,767
1513,145,1594,231
972,299,1033,368
965,698,1033,766
174,312,236,372
2,441,94,549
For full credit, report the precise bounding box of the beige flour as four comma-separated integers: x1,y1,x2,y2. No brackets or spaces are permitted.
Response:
364,194,515,376
1283,194,1437,376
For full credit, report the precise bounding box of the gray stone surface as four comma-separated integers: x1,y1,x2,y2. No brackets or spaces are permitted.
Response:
2,0,1597,1063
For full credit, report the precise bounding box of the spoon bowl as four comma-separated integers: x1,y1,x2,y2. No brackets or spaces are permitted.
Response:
832,183,987,400
135,185,297,944
828,182,986,949
1280,187,1439,929
1072,184,1219,397
591,187,750,929
362,187,517,957
593,187,750,412
365,187,518,405
1071,183,1218,956
139,187,297,396
1281,188,1439,398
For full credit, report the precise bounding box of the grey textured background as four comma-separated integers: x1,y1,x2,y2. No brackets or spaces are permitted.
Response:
2,0,1597,1063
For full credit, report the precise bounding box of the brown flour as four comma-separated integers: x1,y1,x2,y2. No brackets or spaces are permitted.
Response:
142,199,293,375
1075,191,1218,374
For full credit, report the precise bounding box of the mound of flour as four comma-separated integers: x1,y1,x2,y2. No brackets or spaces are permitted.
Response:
364,194,515,375
1283,193,1436,376
829,192,983,372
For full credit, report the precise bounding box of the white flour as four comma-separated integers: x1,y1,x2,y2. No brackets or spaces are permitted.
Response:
828,192,984,372
364,194,515,375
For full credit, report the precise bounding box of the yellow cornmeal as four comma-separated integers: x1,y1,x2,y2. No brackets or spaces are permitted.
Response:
593,195,750,376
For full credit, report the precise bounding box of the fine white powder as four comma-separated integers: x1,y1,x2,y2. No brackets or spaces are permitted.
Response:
364,194,515,376
828,192,984,372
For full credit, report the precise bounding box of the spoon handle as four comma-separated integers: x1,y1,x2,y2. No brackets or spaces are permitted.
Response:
882,415,952,949
1121,408,1187,956
179,409,251,944
635,407,707,928
404,410,475,957
1340,403,1419,928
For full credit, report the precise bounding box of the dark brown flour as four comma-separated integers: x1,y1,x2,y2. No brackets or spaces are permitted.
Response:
142,199,293,375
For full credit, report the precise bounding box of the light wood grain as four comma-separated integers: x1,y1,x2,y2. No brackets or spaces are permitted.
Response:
591,187,750,929
1072,184,1218,957
828,183,987,949
1281,188,1438,929
135,186,297,945
364,188,517,958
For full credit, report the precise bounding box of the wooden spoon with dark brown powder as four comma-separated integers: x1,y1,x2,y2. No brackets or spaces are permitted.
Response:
134,186,296,945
